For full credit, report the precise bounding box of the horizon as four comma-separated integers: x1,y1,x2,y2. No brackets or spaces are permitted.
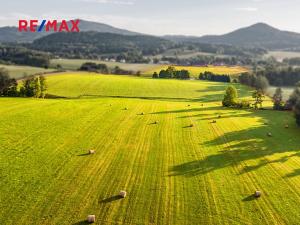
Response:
0,20,296,37
0,0,299,36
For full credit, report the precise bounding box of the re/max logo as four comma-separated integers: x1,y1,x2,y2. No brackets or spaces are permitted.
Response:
18,19,80,32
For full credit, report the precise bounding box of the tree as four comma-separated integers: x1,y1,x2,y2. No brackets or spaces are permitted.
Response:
33,76,41,98
222,86,238,107
252,90,265,109
152,72,158,79
294,100,300,126
0,68,18,96
273,87,284,110
254,75,269,93
0,68,11,94
286,83,300,109
40,75,47,98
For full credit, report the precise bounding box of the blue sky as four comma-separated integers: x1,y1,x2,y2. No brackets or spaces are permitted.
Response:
0,0,299,36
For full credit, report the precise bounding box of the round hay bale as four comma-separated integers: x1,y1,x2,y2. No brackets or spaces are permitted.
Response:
267,132,272,137
89,150,95,154
119,190,127,198
154,121,158,124
124,107,128,110
87,215,95,223
141,112,144,115
187,104,191,107
190,124,194,127
285,124,289,129
254,191,261,198
218,115,221,118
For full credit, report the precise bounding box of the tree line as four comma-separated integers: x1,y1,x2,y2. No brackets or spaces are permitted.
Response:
0,45,50,68
199,71,231,83
0,68,47,98
79,62,141,76
152,66,190,79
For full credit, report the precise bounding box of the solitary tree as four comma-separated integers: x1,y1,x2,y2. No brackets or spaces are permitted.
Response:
273,87,284,110
222,86,238,107
252,90,265,109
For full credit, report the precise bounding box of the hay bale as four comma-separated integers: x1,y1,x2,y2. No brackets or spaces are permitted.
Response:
187,104,191,107
285,124,289,129
190,124,194,127
218,115,222,118
119,190,127,198
267,132,272,137
212,120,217,123
141,112,144,115
124,107,128,110
254,191,261,198
89,150,95,154
154,121,158,124
87,215,95,223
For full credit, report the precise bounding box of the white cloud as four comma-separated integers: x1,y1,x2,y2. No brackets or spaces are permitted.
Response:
235,7,258,12
81,0,135,5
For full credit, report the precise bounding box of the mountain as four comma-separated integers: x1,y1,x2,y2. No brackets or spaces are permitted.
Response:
0,19,141,43
166,23,300,50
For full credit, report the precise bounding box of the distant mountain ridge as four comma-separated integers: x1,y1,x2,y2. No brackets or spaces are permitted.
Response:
165,23,300,50
1,20,300,51
0,19,141,43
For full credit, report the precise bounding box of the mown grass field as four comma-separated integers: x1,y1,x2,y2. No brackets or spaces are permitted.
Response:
50,59,248,78
0,64,55,79
50,59,162,73
1,72,300,225
147,65,248,77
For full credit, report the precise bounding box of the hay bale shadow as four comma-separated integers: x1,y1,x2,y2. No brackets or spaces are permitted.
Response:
72,220,89,225
100,195,122,204
242,194,256,202
77,153,90,157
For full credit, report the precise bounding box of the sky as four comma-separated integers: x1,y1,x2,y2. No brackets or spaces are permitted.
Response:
0,0,299,36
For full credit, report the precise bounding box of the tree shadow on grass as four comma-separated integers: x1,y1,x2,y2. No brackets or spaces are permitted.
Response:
99,195,122,204
169,111,300,178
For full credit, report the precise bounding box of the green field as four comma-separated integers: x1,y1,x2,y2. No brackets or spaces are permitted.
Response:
147,65,248,77
1,72,300,225
0,64,55,79
50,59,162,73
50,59,248,77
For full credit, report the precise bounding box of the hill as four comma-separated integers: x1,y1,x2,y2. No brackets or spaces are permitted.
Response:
0,19,141,43
167,23,300,50
1,73,300,224
199,23,300,50
30,32,175,57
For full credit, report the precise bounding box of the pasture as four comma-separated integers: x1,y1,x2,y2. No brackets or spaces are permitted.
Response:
0,64,55,79
50,59,248,78
50,59,162,73
1,73,300,225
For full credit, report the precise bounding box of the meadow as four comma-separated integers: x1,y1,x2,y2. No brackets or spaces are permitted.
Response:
0,64,55,79
1,72,300,225
50,59,162,73
50,59,248,78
